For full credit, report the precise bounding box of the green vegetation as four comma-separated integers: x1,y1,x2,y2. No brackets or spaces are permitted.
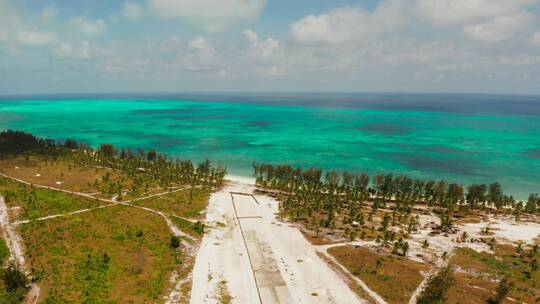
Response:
0,177,105,220
171,217,206,238
449,245,540,303
487,277,513,304
328,245,428,304
253,162,539,247
20,205,182,303
254,162,540,303
416,266,455,304
0,238,8,263
0,130,222,302
134,189,210,219
0,238,29,304
1,129,226,194
170,236,180,249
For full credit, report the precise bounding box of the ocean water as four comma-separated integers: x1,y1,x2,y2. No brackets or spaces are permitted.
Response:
0,93,539,199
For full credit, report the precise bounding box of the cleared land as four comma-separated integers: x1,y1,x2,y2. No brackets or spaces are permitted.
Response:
190,180,363,304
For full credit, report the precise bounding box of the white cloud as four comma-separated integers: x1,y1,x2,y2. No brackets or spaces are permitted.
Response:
291,1,407,45
291,13,337,44
0,0,57,52
149,0,266,31
254,65,286,76
50,40,110,60
241,29,284,76
17,30,56,46
123,1,145,20
183,36,219,71
243,29,280,58
464,11,534,42
41,5,58,21
243,29,259,45
417,0,537,26
69,17,106,37
530,32,540,46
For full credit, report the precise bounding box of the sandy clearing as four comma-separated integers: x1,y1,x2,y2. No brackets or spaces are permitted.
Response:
1,196,41,304
461,218,540,244
164,272,192,304
190,180,364,304
0,196,27,268
190,183,260,304
406,213,540,303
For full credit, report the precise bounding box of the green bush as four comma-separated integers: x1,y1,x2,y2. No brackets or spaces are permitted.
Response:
2,263,28,292
170,236,180,249
417,266,455,304
0,239,9,264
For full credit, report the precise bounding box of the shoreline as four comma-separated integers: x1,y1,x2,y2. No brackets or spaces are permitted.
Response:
225,174,256,185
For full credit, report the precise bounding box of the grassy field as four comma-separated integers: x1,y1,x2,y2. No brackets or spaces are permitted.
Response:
0,237,26,303
0,237,8,264
19,204,183,303
0,155,214,303
134,189,211,219
0,177,106,221
0,157,175,201
1,157,214,222
449,245,540,303
328,245,429,304
0,157,123,193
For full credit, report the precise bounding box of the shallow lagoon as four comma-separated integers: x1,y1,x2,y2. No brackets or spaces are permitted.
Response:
1,93,539,199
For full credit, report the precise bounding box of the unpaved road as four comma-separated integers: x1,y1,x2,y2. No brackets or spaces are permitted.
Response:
1,196,41,304
189,180,364,304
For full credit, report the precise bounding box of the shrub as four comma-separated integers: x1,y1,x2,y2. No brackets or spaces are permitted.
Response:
2,263,29,292
417,265,455,304
487,277,513,304
170,236,180,249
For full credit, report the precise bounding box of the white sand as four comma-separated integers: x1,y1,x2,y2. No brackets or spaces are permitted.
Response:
1,196,41,303
0,196,27,268
461,218,540,244
226,174,256,185
190,179,363,303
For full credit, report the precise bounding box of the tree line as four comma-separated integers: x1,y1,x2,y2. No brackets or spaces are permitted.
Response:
0,129,227,189
253,162,540,215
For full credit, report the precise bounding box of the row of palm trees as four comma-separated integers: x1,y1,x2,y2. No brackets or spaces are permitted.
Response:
253,162,539,214
0,130,226,189
253,162,540,253
69,144,226,189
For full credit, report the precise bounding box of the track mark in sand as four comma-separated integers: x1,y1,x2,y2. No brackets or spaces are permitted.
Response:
244,229,294,304
231,192,263,304
408,254,449,304
0,196,41,304
231,192,294,304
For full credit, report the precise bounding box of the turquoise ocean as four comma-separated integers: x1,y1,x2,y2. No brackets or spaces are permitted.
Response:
0,93,539,200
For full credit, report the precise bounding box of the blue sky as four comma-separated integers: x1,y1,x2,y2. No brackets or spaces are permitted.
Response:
1,0,540,95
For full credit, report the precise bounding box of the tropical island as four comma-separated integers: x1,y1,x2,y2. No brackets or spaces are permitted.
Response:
0,130,539,304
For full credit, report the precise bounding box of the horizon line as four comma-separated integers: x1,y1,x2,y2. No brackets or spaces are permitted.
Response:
2,91,540,99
